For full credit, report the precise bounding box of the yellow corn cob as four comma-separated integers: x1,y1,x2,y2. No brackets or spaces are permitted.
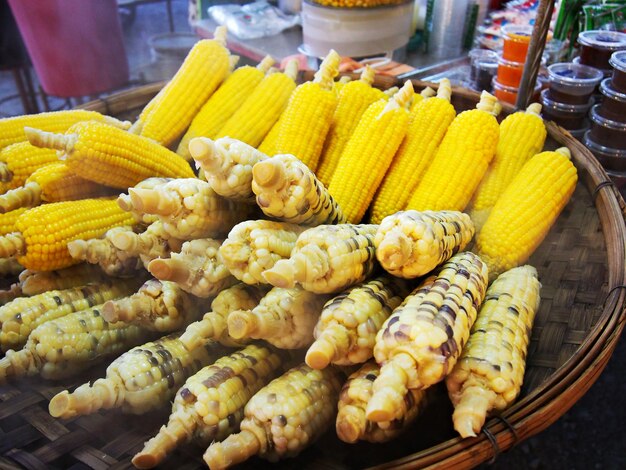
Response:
129,86,166,135
25,122,194,189
19,263,111,296
138,29,231,147
469,103,548,230
148,238,236,298
406,91,501,212
0,306,150,382
475,147,577,280
0,279,142,353
0,198,137,272
370,80,457,223
252,153,347,225
128,178,250,240
375,210,475,278
176,56,276,160
189,137,268,202
215,60,299,147
0,110,130,150
219,220,305,285
306,275,410,369
102,279,212,332
180,283,270,349
227,286,330,349
256,113,283,156
117,177,174,225
133,344,285,469
0,258,23,278
316,66,386,186
0,162,114,213
367,251,489,422
204,363,345,469
332,75,352,96
328,81,413,223
446,265,541,438
0,207,27,236
272,51,341,171
0,283,22,306
49,334,230,418
263,224,378,294
336,360,428,443
409,86,436,112
0,142,59,192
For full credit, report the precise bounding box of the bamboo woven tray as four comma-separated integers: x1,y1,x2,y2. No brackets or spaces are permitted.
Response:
1,80,625,470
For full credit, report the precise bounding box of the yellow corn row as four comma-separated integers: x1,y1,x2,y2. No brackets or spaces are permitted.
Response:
251,153,347,225
216,60,299,147
117,177,173,225
219,220,305,285
148,238,237,298
0,306,149,382
469,103,547,230
256,113,283,156
176,56,275,160
25,121,194,189
306,276,410,369
406,91,501,212
132,344,285,469
446,265,541,438
0,258,23,278
475,147,577,280
19,263,112,296
227,286,330,349
203,364,345,469
0,110,130,150
328,81,413,223
102,279,212,333
370,79,456,223
332,75,352,96
0,207,27,236
263,224,378,294
409,86,436,112
367,252,489,422
189,137,268,202
316,66,386,186
49,334,230,418
374,210,475,278
336,360,428,443
0,142,59,192
180,283,269,349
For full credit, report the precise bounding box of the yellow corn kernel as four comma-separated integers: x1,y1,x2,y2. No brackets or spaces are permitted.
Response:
257,113,283,156
0,207,27,236
332,75,352,96
0,142,59,191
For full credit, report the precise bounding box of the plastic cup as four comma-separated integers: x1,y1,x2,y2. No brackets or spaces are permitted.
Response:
469,49,498,91
497,57,524,87
547,62,603,105
501,24,533,62
492,78,540,105
584,130,626,172
589,104,626,150
577,30,626,73
609,50,626,93
598,77,626,122
540,88,593,130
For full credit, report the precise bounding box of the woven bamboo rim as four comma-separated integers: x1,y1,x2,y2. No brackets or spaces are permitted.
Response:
0,82,623,469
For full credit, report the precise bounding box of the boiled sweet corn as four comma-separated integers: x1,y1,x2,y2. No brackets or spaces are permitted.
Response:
0,142,59,192
117,177,173,225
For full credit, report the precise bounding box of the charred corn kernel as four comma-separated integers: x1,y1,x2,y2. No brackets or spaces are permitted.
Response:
0,142,59,191
148,238,236,298
128,178,250,240
0,110,130,150
19,263,111,296
118,177,173,225
406,91,501,212
25,122,194,189
220,220,304,285
306,276,409,369
0,306,149,382
176,56,275,160
476,147,577,280
446,265,541,438
216,60,299,148
375,210,475,279
181,284,269,349
139,30,231,148
252,153,347,225
102,279,212,333
49,334,230,418
263,224,377,294
189,137,268,202
469,103,547,230
336,360,428,443
0,279,142,353
0,283,22,306
204,363,344,469
0,162,113,213
367,252,489,422
257,113,283,156
227,286,330,349
0,258,22,278
316,66,386,186
0,199,137,272
332,75,352,96
0,207,27,236
133,344,285,469
370,80,456,223
329,81,413,223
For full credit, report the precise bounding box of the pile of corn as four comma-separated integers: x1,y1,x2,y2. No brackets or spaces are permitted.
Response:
0,30,579,469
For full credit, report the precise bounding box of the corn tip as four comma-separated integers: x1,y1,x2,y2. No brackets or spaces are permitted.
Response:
336,410,365,444
526,102,542,116
261,259,295,288
226,309,256,339
132,452,160,469
437,78,452,102
252,158,285,188
48,390,72,418
305,338,334,369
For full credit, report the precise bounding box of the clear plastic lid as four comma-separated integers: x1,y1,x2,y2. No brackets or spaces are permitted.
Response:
501,24,533,42
600,77,626,103
590,103,626,130
573,56,612,75
492,77,541,93
469,49,498,62
540,88,593,112
610,50,626,73
578,30,626,51
498,56,525,69
584,130,626,157
547,62,604,88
